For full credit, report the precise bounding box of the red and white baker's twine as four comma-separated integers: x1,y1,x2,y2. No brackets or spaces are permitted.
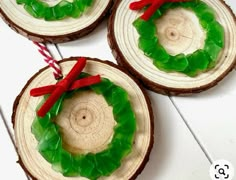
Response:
33,42,62,79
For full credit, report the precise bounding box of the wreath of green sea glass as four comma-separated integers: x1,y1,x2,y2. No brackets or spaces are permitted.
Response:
31,74,136,180
133,1,225,77
16,0,94,21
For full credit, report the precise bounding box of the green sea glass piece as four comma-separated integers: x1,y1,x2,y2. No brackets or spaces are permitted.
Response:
16,0,94,21
31,74,136,179
133,0,225,76
204,39,222,62
160,54,189,72
207,21,225,48
133,18,156,38
138,36,158,55
194,1,215,23
183,49,210,76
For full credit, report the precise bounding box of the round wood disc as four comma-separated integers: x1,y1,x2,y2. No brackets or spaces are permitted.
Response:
0,0,113,43
12,57,154,179
108,0,236,95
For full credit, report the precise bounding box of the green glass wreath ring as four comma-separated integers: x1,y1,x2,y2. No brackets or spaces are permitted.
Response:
16,0,94,20
133,1,225,77
12,58,153,180
31,74,136,179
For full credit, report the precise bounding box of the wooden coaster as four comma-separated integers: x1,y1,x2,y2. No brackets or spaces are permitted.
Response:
12,57,154,179
108,0,236,95
0,0,113,43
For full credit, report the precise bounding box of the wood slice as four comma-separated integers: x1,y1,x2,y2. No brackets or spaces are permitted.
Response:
108,0,236,95
0,0,113,43
12,57,154,180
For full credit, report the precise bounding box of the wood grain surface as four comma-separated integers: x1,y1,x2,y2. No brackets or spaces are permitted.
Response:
12,58,154,180
108,0,236,95
0,0,113,43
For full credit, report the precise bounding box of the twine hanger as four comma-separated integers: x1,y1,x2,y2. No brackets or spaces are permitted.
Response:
33,41,63,80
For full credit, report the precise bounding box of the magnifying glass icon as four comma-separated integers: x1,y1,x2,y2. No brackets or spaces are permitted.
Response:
210,160,234,180
218,168,226,176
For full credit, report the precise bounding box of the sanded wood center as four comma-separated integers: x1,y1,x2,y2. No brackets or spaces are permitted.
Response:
56,90,116,154
156,8,206,56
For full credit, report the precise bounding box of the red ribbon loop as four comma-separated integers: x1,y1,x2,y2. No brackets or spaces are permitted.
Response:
30,57,101,117
129,0,190,20
56,79,70,92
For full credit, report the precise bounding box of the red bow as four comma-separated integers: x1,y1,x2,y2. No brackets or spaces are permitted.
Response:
130,0,190,20
30,57,101,117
